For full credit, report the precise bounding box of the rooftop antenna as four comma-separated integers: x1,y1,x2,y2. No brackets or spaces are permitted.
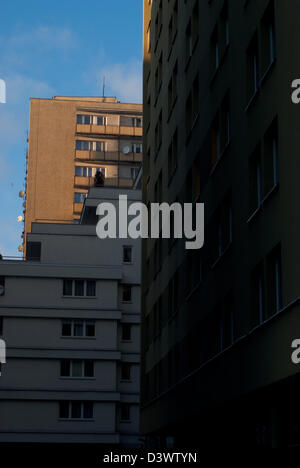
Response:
102,76,106,97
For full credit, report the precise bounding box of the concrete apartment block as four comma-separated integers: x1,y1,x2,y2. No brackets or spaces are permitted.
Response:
0,188,141,448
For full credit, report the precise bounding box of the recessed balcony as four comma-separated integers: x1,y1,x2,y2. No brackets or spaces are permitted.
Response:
76,124,142,137
75,150,142,163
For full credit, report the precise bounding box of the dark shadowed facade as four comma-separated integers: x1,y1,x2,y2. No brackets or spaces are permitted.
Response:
141,0,300,448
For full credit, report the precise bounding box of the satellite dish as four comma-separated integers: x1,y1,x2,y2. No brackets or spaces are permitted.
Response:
17,216,23,222
19,190,25,198
123,146,130,155
0,285,4,296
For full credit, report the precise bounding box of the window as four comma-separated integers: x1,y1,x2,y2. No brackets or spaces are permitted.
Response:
263,118,278,196
61,319,95,338
155,53,163,98
121,363,131,381
96,116,106,125
212,193,232,262
266,245,282,319
121,324,131,341
154,170,162,203
191,0,199,47
168,129,178,182
122,285,132,302
26,242,41,262
211,115,221,166
211,26,219,73
76,140,90,151
74,192,86,204
60,360,94,378
185,21,193,61
0,317,3,335
76,140,106,152
132,117,142,127
63,279,96,297
147,20,151,52
168,61,178,115
186,74,199,135
211,92,230,167
130,167,139,180
59,401,93,420
132,143,142,153
0,277,4,297
75,166,96,178
123,246,132,263
261,1,275,77
168,271,178,319
250,262,265,328
77,115,106,125
168,0,178,49
220,0,229,51
155,0,162,44
77,115,92,125
247,34,259,102
219,296,235,351
187,249,202,293
249,144,262,213
120,403,131,421
95,141,106,152
155,111,162,154
220,94,230,148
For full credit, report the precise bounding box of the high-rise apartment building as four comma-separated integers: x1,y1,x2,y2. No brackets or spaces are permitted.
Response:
0,187,141,449
142,0,300,448
24,96,142,250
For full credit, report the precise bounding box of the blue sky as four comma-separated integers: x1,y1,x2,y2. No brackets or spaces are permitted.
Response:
0,0,143,256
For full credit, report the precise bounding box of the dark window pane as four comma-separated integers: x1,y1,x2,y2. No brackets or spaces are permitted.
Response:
123,246,132,263
74,280,84,296
83,402,93,419
74,321,84,337
84,360,94,378
71,401,81,419
60,360,70,377
86,321,95,337
75,166,83,177
59,401,69,418
122,285,132,302
121,363,131,381
121,324,131,341
72,360,83,377
121,403,130,421
83,115,91,125
63,280,73,296
86,280,96,297
0,317,3,335
26,242,41,261
62,320,72,336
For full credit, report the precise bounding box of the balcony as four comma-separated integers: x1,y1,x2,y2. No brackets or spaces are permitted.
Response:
75,150,142,163
74,177,134,191
76,124,142,137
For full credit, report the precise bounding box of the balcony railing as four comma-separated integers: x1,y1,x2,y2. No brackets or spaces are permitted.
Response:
76,124,142,137
74,176,134,190
75,150,142,163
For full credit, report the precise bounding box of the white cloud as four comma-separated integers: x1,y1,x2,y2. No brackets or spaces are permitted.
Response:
97,60,142,103
3,26,76,51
